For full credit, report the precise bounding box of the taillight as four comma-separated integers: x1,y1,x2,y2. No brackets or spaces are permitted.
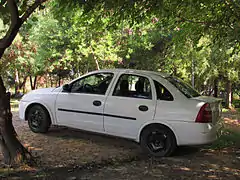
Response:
195,103,212,123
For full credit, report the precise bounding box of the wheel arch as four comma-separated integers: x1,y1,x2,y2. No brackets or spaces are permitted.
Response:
137,122,179,145
25,102,53,124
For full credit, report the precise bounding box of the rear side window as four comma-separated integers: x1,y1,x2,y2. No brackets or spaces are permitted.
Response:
154,80,174,101
166,76,200,98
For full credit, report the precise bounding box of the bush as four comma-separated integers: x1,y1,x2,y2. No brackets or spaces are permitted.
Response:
232,99,240,108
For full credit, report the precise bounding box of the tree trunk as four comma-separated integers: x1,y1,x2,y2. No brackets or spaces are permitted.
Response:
45,75,48,88
173,64,177,76
19,76,27,93
91,46,100,70
226,79,232,109
191,58,195,88
58,75,61,87
33,76,37,90
14,69,19,95
0,0,47,166
0,76,33,165
208,86,214,96
30,76,37,90
29,76,33,90
213,78,218,97
50,74,53,87
95,58,100,70
0,49,5,59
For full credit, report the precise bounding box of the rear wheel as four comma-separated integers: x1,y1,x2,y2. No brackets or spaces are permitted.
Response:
140,125,176,157
27,105,51,133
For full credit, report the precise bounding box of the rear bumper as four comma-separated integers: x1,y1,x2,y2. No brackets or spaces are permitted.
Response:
172,122,217,146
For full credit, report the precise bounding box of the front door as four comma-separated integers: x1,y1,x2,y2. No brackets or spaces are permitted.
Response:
103,73,156,139
55,72,114,132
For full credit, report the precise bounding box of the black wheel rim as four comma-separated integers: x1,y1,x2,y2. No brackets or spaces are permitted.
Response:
29,109,42,129
146,131,169,154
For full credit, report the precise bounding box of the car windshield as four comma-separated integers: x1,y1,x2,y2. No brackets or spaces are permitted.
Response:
166,76,201,98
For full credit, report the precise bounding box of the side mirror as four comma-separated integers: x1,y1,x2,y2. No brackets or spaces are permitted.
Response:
62,84,70,92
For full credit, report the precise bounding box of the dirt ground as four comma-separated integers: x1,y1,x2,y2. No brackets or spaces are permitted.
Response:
0,111,240,180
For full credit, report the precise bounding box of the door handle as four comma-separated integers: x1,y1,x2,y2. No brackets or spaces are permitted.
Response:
138,105,148,112
93,100,101,106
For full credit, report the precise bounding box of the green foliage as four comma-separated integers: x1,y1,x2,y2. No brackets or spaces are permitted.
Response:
0,0,10,26
209,128,240,149
28,13,64,75
0,0,46,37
232,99,240,108
1,0,240,96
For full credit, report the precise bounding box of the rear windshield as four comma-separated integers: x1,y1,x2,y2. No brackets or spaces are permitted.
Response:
166,76,201,98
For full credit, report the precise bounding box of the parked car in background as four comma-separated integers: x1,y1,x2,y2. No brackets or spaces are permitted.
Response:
19,69,222,157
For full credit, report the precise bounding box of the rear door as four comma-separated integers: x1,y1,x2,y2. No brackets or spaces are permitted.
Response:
103,73,156,140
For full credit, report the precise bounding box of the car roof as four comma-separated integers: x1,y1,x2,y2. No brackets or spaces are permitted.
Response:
90,69,171,78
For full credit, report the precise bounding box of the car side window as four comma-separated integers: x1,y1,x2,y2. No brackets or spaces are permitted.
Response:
70,73,114,95
154,80,174,101
113,74,152,99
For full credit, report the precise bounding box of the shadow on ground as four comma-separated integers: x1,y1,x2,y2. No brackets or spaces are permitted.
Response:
46,126,139,150
47,126,200,157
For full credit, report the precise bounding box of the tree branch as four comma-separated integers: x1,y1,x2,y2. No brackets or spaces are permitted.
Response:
0,0,47,58
0,0,20,51
7,0,20,26
21,0,48,22
178,16,212,26
0,0,7,6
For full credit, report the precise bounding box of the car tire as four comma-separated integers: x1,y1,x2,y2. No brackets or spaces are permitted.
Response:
27,105,51,133
140,125,176,157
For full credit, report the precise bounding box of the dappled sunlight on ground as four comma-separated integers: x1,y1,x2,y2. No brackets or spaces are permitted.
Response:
80,154,240,180
224,117,240,127
0,111,239,179
9,112,141,168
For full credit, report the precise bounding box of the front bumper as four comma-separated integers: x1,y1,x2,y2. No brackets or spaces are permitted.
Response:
19,100,28,120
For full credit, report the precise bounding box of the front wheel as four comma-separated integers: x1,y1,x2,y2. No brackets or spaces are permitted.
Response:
27,105,51,133
140,125,176,157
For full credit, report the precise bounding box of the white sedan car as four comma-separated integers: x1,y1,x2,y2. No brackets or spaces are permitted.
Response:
19,69,221,157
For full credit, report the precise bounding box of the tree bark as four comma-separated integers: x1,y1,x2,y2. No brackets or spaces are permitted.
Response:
0,76,33,165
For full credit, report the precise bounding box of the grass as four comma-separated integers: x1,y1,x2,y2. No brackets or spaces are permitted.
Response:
207,114,240,150
209,128,240,149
